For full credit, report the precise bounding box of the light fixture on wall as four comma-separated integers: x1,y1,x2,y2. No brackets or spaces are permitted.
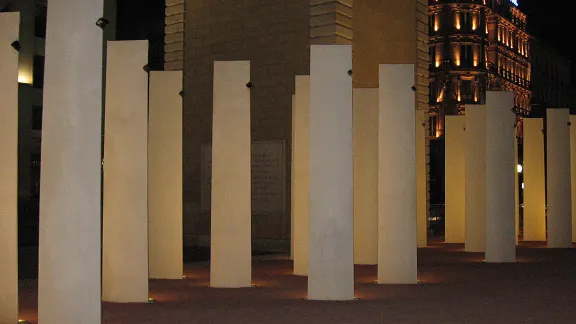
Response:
11,40,21,51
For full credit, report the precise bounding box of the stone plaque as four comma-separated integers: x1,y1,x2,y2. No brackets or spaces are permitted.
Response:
201,140,286,214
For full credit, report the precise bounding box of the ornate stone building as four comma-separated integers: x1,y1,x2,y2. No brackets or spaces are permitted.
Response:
428,0,531,137
164,0,430,250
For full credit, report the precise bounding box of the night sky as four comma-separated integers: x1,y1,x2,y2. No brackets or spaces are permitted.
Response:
519,1,575,78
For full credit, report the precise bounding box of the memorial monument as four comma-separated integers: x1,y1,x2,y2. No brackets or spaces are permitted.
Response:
164,0,430,252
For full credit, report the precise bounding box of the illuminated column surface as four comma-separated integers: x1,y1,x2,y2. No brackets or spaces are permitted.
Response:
308,45,354,300
378,64,417,284
353,88,378,265
0,12,19,324
464,105,486,252
148,71,183,279
211,61,252,288
292,75,310,275
445,115,466,243
416,110,428,248
523,118,546,241
515,136,519,245
291,94,295,260
38,1,104,322
485,92,516,263
102,40,149,302
571,115,576,243
546,109,572,248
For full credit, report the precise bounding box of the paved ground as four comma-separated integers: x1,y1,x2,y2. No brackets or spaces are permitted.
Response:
18,240,576,323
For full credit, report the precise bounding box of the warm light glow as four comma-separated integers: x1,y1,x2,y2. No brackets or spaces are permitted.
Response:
18,71,32,84
455,12,461,30
435,60,440,67
473,50,479,66
472,14,477,30
437,91,444,102
434,23,439,31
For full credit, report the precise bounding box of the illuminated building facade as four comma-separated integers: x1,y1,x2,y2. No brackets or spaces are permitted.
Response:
428,0,531,137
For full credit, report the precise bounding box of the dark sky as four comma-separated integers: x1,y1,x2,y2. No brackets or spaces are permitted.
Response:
117,0,165,70
519,1,575,78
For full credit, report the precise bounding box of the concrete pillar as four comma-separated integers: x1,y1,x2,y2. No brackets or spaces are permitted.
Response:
485,92,516,263
353,88,378,265
291,94,295,260
38,1,104,322
546,109,572,248
211,61,252,288
148,71,183,279
0,12,20,324
571,115,576,243
416,110,428,248
445,116,466,243
102,40,149,303
378,64,417,284
290,91,296,260
293,76,310,275
464,105,486,252
308,45,354,300
523,118,546,241
515,137,520,245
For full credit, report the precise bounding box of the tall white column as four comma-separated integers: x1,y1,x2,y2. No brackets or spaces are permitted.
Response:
464,105,486,252
38,1,104,322
445,116,466,243
148,71,183,279
291,94,295,260
416,110,428,248
353,88,378,264
308,45,354,300
102,40,149,303
0,12,20,324
211,61,252,288
523,118,546,241
485,92,516,263
292,75,310,275
546,109,572,248
571,115,576,243
378,64,417,284
515,136,519,245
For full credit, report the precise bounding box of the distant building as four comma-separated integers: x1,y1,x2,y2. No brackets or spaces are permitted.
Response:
428,0,531,138
530,38,573,117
